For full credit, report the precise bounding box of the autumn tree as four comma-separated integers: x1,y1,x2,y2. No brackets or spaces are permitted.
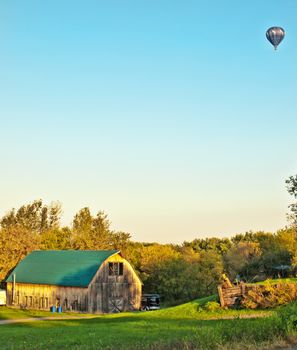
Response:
71,208,131,250
0,200,62,233
224,241,262,281
40,227,72,250
139,244,223,303
0,200,63,280
0,226,39,280
71,208,110,249
139,244,179,281
183,237,232,254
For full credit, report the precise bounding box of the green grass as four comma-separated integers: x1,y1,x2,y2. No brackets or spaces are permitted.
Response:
255,278,297,285
1,296,294,350
0,307,60,320
146,295,272,320
0,306,94,320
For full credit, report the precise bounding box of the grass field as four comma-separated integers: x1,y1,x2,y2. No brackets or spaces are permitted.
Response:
254,278,297,285
1,295,296,350
0,306,95,320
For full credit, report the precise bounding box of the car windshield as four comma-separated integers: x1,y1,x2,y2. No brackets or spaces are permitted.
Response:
148,297,159,305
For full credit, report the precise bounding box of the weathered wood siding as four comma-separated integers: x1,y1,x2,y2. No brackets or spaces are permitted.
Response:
88,253,142,313
6,253,142,314
6,282,88,311
218,284,244,308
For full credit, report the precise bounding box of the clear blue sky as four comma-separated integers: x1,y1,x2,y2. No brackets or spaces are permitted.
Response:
0,1,296,243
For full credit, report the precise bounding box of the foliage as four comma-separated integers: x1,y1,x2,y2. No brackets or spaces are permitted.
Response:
204,301,221,312
242,283,297,309
71,208,112,249
140,246,223,303
0,226,40,280
40,227,72,250
254,277,297,285
0,200,62,233
183,237,232,254
223,241,261,280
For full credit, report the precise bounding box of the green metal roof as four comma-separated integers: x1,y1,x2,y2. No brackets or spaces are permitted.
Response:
6,250,119,287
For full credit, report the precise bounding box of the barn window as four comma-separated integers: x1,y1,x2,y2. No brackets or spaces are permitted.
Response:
26,296,33,307
119,262,123,275
109,262,114,275
39,297,50,309
109,262,124,276
73,299,78,311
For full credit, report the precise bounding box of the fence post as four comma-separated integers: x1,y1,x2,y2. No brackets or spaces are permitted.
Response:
241,282,246,297
217,285,225,308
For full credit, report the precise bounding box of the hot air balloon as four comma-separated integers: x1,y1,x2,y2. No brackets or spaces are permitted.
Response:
266,27,285,50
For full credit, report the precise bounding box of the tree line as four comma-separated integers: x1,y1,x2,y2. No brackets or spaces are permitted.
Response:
1,175,297,305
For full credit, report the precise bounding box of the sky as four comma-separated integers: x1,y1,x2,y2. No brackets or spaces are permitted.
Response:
0,0,296,243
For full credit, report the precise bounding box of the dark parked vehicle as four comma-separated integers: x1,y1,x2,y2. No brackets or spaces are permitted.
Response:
141,294,160,311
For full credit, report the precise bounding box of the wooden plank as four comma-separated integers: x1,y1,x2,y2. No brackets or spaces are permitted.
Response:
217,286,225,307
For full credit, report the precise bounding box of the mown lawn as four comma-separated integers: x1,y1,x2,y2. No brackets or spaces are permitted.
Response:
0,296,296,350
0,314,284,350
0,306,94,320
0,307,63,320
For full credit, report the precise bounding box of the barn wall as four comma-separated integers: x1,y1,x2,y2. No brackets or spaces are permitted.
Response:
6,283,88,311
88,253,142,313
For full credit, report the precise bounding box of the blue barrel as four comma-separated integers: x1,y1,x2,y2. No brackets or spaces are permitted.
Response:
50,306,56,312
57,306,62,313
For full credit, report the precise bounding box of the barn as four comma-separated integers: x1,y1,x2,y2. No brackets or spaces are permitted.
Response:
5,250,142,313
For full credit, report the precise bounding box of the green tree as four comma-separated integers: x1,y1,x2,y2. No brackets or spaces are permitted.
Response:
0,200,61,233
139,244,180,280
224,241,262,281
109,231,131,253
71,208,131,250
72,208,109,249
139,244,223,303
276,228,297,255
183,237,231,254
40,227,72,250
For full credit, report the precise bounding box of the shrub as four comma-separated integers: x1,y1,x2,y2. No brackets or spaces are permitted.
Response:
242,283,297,309
204,301,221,312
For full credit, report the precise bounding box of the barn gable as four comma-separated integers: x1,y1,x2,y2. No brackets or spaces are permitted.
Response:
6,250,119,287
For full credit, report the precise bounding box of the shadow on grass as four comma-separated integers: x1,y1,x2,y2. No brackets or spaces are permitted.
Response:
0,308,287,350
1,311,276,330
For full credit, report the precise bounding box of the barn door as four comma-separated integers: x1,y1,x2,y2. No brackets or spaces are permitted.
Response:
108,283,124,313
108,296,124,313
